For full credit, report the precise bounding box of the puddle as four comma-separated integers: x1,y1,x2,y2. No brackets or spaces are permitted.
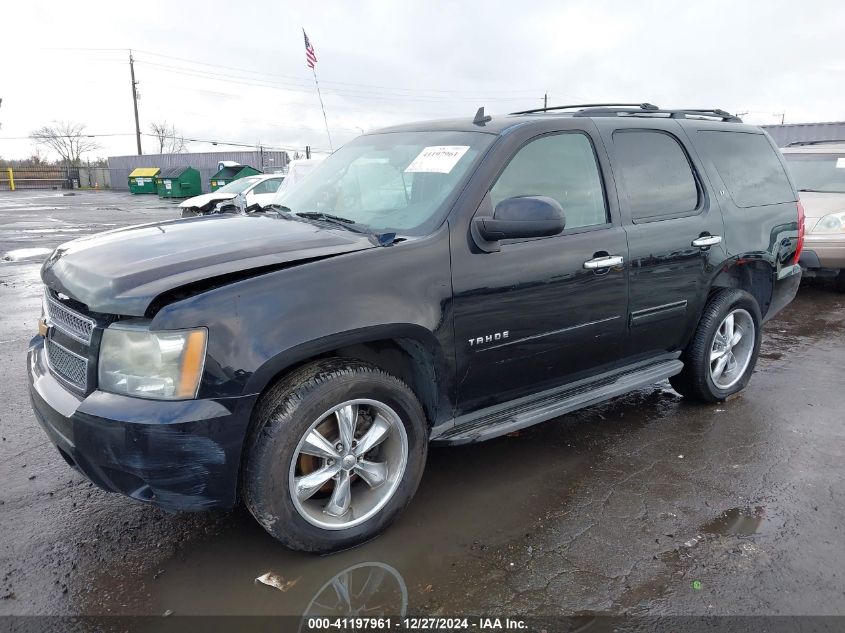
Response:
2,247,52,262
700,506,766,536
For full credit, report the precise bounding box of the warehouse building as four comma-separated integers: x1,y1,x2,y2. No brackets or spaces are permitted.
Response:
108,150,289,193
762,121,845,147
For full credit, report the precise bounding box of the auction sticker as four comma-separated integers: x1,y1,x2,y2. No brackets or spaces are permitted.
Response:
836,157,845,169
405,146,470,173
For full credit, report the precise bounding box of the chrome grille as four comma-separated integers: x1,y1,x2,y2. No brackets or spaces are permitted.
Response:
46,338,88,390
45,291,95,344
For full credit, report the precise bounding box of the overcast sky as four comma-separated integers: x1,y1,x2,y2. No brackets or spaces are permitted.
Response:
1,0,844,161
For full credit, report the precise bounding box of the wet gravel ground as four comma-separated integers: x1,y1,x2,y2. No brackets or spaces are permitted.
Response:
1,191,844,619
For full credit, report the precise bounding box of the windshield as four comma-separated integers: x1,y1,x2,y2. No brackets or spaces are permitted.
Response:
272,131,495,235
783,153,845,193
216,176,263,194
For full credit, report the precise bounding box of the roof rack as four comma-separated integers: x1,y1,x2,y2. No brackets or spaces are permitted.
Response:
509,103,742,123
509,102,659,115
575,107,741,122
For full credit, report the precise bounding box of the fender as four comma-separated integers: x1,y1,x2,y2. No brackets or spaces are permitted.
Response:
243,323,453,410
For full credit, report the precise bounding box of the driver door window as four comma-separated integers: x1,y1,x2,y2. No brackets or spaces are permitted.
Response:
490,133,608,231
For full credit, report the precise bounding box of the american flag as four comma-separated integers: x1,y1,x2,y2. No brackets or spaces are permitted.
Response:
303,29,317,69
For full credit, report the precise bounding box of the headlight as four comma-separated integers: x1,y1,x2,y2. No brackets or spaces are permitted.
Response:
811,211,845,234
98,325,207,400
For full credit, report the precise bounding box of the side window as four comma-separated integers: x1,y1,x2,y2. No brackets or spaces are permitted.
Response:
695,131,796,207
252,178,284,195
613,130,699,221
490,133,607,230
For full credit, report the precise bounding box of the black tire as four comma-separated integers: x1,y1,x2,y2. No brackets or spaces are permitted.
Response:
669,289,763,403
242,358,428,553
835,270,845,293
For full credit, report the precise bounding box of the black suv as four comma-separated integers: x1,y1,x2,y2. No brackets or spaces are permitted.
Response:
28,103,803,552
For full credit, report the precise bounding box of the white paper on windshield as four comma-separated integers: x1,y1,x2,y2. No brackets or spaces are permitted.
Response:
405,146,470,174
836,157,845,169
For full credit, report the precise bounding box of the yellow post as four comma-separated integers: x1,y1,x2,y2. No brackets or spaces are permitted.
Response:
6,168,14,191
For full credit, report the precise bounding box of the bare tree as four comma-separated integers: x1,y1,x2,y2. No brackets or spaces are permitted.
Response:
149,121,187,154
30,121,101,167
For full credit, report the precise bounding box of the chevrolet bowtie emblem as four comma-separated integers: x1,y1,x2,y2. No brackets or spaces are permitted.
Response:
38,317,49,337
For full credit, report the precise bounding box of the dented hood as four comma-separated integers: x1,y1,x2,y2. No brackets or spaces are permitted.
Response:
41,214,375,316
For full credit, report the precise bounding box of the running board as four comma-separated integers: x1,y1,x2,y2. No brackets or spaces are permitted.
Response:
432,358,683,445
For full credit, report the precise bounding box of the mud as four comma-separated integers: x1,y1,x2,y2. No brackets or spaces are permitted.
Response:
1,191,844,618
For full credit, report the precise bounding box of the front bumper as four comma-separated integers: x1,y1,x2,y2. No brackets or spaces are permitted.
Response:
28,335,256,511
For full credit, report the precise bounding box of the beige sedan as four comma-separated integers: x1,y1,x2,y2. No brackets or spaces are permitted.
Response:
782,142,845,292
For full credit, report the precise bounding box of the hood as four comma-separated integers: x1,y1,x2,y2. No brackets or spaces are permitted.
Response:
179,191,236,208
798,191,845,218
41,215,375,316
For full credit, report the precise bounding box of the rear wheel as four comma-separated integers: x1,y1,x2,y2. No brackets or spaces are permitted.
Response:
242,359,428,553
670,289,762,402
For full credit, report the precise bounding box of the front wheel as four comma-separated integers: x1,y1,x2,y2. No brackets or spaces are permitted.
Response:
242,359,428,553
670,289,763,403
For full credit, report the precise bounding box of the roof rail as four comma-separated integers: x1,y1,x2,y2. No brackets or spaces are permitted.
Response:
572,107,742,122
785,139,845,147
509,103,741,122
509,103,659,115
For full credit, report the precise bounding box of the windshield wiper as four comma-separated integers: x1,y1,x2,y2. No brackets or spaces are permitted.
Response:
798,188,837,193
294,211,370,234
260,203,294,214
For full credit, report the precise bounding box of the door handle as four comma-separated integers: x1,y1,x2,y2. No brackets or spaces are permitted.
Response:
583,255,624,270
691,235,722,248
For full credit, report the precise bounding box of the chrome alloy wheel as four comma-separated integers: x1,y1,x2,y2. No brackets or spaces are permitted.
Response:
710,308,756,390
289,399,408,530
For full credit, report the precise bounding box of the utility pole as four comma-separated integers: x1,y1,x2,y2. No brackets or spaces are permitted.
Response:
543,92,548,110
129,50,142,155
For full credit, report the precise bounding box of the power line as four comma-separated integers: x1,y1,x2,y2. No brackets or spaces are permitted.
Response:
133,60,532,103
4,131,313,153
43,46,544,99
129,48,544,96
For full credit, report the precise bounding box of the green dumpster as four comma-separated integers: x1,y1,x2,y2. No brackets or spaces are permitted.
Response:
128,167,160,194
155,167,201,198
209,164,261,191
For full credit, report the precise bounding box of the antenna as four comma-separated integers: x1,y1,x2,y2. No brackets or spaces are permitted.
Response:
473,107,492,126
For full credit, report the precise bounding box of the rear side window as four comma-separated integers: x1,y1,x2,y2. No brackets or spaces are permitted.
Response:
696,131,795,207
490,132,607,230
612,130,699,221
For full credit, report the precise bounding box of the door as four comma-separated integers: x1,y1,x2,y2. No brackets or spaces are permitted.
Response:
601,122,728,359
246,177,286,207
452,131,629,413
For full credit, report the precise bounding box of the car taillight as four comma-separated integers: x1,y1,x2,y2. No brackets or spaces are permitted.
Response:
794,200,806,264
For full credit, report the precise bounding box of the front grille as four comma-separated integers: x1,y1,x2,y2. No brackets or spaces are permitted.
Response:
46,338,88,390
45,291,94,344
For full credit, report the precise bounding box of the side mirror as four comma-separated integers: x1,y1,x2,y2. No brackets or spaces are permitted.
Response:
472,196,565,246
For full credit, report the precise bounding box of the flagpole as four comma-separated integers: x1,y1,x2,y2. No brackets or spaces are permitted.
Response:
311,66,333,153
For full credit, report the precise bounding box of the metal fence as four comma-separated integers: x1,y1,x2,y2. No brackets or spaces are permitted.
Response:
108,150,290,193
0,166,79,191
0,166,113,191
